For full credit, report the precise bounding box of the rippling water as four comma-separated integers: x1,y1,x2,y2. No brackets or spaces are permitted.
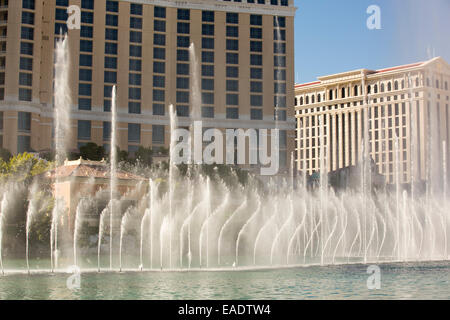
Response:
0,261,448,300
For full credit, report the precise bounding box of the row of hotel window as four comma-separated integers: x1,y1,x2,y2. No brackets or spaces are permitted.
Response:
296,79,450,106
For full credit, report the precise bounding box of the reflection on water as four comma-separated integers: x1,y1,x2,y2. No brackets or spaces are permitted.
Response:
0,261,448,300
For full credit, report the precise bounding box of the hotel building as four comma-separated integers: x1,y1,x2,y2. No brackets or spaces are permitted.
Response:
0,0,296,171
294,57,450,184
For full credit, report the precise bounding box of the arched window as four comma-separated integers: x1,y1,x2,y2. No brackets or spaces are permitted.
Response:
311,95,315,104
317,94,321,103
394,81,398,90
381,83,385,92
329,89,333,100
354,85,359,96
367,85,371,94
415,77,419,87
300,97,303,105
305,96,309,104
341,87,346,98
295,98,298,106
387,82,392,91
374,84,378,93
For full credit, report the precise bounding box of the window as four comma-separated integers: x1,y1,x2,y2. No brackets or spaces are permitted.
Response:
226,80,239,92
251,82,263,93
226,108,239,119
176,106,190,117
250,15,262,26
202,24,214,36
154,7,166,18
202,78,214,91
17,136,31,153
226,53,238,64
274,29,286,41
227,26,239,38
56,0,68,6
79,69,92,81
80,40,93,52
130,4,143,15
130,17,142,29
202,38,214,49
202,51,214,63
18,112,31,132
104,56,117,69
226,39,238,51
250,41,262,52
78,98,91,111
106,1,118,12
250,55,262,66
20,42,33,55
129,87,141,100
250,28,262,39
275,83,286,94
79,83,91,96
251,95,263,106
19,88,32,101
130,59,142,71
129,45,142,57
81,0,94,10
104,71,117,83
78,120,91,140
226,94,239,106
177,22,190,34
152,125,165,144
251,109,263,120
177,77,189,89
104,86,113,98
202,107,214,118
153,104,165,116
129,102,141,114
274,16,286,28
274,55,286,67
55,23,68,35
21,27,34,40
153,89,165,102
23,0,36,10
177,64,189,75
19,73,32,86
81,26,93,38
153,48,165,60
105,28,118,41
20,58,33,71
227,67,238,78
178,9,190,20
153,61,165,74
251,68,263,79
177,50,189,61
128,123,140,142
226,13,239,24
104,100,111,112
130,31,142,43
202,65,214,77
202,93,214,105
153,33,166,46
154,20,166,32
81,12,94,24
176,91,189,103
202,11,214,22
274,43,286,54
22,12,35,25
103,122,111,141
177,36,190,48
129,73,142,86
105,14,118,26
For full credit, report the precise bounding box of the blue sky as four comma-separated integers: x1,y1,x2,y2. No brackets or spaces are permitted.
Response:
294,0,450,84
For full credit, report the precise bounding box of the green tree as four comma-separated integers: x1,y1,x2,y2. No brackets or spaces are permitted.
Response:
0,152,53,183
79,142,106,161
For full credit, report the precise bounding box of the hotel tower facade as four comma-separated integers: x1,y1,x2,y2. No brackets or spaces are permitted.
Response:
0,0,296,171
294,57,450,184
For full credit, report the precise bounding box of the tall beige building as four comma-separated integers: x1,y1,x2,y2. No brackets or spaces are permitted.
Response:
294,57,450,184
0,0,295,171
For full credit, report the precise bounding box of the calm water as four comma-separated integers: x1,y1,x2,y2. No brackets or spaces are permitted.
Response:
0,261,448,299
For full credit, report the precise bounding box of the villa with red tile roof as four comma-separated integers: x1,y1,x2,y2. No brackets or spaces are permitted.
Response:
293,57,450,185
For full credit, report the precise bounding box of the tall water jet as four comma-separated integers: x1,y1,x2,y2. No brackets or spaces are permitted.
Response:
97,208,107,272
189,43,201,119
52,35,71,272
139,209,149,271
110,85,118,270
119,208,132,272
168,104,178,269
0,194,7,275
25,186,39,274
